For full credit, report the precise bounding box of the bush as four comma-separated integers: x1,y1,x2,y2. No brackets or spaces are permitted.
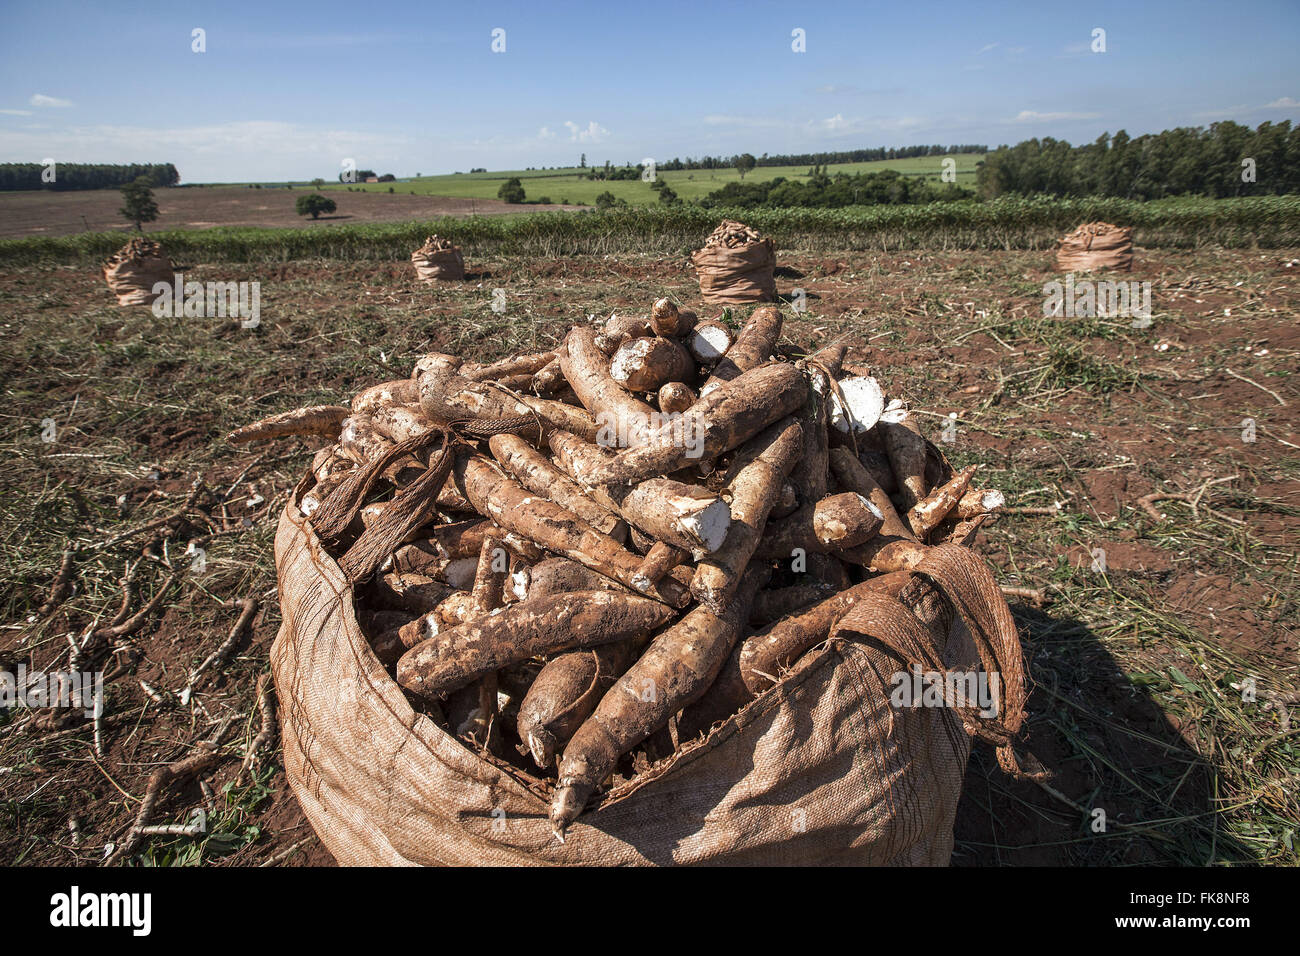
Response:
296,193,337,220
498,177,526,204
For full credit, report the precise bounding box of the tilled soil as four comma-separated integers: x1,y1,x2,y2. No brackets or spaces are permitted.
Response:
0,245,1295,866
0,186,577,239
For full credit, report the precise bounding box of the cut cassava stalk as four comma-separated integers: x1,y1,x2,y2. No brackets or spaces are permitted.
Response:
880,417,929,511
609,337,695,393
908,464,979,538
753,492,884,559
226,405,350,444
592,361,808,485
699,305,783,396
517,638,646,770
561,326,656,447
691,417,803,614
550,565,770,838
631,540,686,593
454,454,692,607
657,382,696,414
488,433,627,539
396,590,676,699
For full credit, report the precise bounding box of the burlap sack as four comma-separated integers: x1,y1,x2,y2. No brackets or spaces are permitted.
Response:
271,482,1002,865
411,236,465,282
102,238,173,306
691,221,776,306
1055,221,1133,273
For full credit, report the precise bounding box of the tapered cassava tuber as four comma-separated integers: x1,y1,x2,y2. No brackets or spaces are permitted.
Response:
397,590,675,699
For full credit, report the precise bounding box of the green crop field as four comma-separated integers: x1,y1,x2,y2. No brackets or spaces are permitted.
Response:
326,154,985,206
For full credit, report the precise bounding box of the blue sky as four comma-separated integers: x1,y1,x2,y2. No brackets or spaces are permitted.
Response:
1,0,1297,182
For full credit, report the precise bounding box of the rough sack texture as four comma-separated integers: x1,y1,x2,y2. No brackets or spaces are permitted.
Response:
1055,221,1133,273
272,487,981,866
691,220,777,306
411,235,466,282
102,237,173,306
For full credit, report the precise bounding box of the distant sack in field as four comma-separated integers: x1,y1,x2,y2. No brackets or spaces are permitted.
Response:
691,219,776,306
1055,221,1133,273
102,237,173,307
411,235,465,282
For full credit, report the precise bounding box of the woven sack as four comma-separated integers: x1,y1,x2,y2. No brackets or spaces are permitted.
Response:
271,468,1025,865
103,240,174,306
1055,222,1133,272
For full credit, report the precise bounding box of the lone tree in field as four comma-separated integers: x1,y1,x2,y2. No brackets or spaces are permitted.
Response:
498,177,526,204
311,177,325,192
733,153,757,180
119,176,159,231
296,193,337,220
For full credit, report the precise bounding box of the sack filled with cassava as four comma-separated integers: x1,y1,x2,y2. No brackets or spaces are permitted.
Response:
1055,221,1133,273
411,235,465,282
691,220,776,306
234,301,1034,865
103,237,174,306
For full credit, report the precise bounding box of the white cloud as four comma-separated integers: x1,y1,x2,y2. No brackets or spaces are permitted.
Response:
0,109,33,116
976,42,999,54
562,120,608,143
30,94,73,108
1011,110,1101,123
0,120,414,183
538,126,556,140
1263,96,1299,109
823,113,850,131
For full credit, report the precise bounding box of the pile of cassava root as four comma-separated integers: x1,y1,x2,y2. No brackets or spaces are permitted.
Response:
231,300,1007,839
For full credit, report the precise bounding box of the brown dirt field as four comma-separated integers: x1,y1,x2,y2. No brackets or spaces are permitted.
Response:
0,246,1296,867
0,186,576,239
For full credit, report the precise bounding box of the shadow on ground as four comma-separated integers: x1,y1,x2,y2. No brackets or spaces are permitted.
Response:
953,603,1251,865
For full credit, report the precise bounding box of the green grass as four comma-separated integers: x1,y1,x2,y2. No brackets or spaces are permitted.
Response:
3,195,1298,266
326,154,984,206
